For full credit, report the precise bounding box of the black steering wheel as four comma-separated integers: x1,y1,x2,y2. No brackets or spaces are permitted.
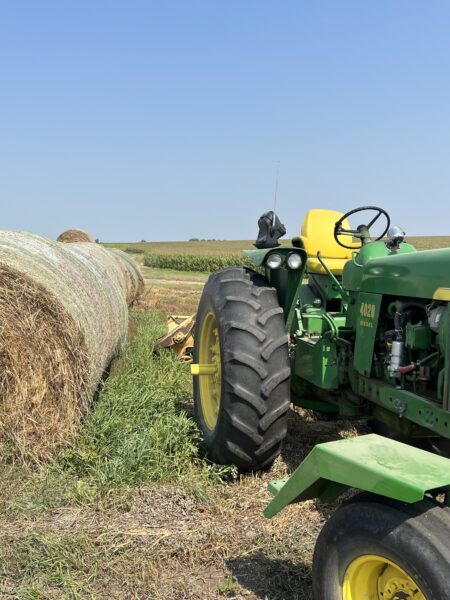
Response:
334,206,391,249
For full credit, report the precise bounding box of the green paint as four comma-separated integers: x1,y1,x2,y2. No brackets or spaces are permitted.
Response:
342,240,417,291
444,304,450,411
291,395,338,412
295,337,339,390
264,434,450,518
405,323,433,350
268,267,304,332
353,292,382,376
359,247,450,299
290,376,338,412
245,247,307,332
309,273,345,302
353,373,450,439
243,236,450,517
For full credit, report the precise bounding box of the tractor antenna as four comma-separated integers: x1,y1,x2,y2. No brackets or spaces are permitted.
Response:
272,166,279,228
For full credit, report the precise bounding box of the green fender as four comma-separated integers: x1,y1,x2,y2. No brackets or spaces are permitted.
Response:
245,246,307,331
244,246,307,268
264,434,450,518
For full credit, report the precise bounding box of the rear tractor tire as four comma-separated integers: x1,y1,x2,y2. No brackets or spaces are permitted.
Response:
313,492,450,600
192,267,290,471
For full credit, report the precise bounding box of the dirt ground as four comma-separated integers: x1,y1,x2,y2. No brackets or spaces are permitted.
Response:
0,412,364,600
0,262,368,600
121,264,365,599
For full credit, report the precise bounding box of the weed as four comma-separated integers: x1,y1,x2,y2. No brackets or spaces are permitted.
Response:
59,311,221,498
0,531,97,599
125,247,145,254
218,575,240,596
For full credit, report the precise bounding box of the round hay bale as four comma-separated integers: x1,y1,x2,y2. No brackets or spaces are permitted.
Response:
0,231,128,459
107,248,145,304
57,229,95,243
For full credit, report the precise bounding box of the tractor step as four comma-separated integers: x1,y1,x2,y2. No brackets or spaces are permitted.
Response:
265,433,450,518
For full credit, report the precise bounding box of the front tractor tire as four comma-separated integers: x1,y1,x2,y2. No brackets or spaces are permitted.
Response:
193,267,290,471
313,493,450,600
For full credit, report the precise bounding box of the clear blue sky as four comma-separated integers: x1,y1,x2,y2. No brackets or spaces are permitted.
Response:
1,1,450,241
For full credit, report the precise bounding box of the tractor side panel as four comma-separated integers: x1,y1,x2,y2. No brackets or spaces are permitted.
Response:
295,338,339,390
354,292,382,376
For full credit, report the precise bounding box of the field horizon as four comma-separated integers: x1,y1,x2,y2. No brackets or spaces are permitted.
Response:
105,235,450,256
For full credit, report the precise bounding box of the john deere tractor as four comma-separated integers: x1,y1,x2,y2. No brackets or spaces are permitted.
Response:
191,206,450,599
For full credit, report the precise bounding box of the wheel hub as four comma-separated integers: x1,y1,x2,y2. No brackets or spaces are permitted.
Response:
382,584,417,599
378,564,424,599
343,555,425,600
197,312,221,430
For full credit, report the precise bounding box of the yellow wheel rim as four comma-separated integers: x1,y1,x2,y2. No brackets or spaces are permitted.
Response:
343,554,426,600
198,311,221,430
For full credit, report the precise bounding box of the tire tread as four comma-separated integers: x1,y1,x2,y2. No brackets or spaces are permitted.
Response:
194,267,290,471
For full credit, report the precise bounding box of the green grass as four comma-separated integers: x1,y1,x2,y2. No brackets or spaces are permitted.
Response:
3,311,225,518
106,236,450,256
0,532,98,599
0,311,239,598
143,253,253,273
0,308,354,598
59,311,211,491
108,237,450,274
104,240,258,256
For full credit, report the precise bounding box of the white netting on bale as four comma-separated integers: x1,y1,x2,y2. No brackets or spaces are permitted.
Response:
57,229,95,243
107,248,145,304
0,231,129,459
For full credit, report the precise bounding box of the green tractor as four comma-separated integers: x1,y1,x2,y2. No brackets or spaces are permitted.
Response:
191,206,450,599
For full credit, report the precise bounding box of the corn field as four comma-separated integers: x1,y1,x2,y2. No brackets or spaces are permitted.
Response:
143,253,252,272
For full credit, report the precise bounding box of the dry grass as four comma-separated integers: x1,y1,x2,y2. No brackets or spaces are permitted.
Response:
0,267,370,599
107,235,450,258
1,241,411,598
0,265,90,460
57,229,95,243
0,406,364,599
138,265,207,314
0,233,147,460
105,240,259,257
107,248,145,305
406,235,450,250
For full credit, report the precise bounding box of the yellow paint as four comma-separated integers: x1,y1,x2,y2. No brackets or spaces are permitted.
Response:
343,554,425,600
197,311,222,430
299,209,355,275
191,364,216,375
433,287,450,301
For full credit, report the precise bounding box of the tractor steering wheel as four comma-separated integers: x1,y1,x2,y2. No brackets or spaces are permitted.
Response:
334,206,391,249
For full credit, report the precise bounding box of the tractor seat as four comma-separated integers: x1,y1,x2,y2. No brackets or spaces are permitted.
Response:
296,209,353,276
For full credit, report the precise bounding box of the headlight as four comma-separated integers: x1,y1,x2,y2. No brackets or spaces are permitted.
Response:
266,252,283,269
286,252,302,270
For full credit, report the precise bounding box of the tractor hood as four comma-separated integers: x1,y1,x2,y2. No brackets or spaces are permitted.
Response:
358,247,450,300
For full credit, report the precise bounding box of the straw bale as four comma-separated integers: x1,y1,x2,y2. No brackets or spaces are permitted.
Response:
57,229,95,243
107,248,145,304
0,231,128,459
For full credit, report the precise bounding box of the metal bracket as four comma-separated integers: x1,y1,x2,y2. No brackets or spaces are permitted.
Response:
264,433,450,518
